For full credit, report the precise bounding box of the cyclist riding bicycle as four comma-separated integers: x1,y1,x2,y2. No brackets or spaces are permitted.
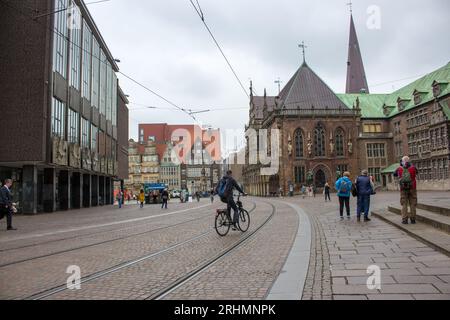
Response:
215,170,247,231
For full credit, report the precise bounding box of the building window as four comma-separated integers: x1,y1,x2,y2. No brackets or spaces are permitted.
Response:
81,20,92,100
81,118,90,148
112,73,117,126
68,109,79,144
99,51,107,115
91,38,100,108
336,165,348,177
367,143,386,159
53,0,68,78
395,141,403,159
294,166,305,184
314,124,326,157
368,168,381,183
363,124,382,133
294,129,303,158
69,2,81,90
106,62,113,121
91,125,98,152
335,128,344,157
51,98,66,138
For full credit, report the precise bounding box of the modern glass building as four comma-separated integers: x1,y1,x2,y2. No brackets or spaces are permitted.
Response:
0,0,129,214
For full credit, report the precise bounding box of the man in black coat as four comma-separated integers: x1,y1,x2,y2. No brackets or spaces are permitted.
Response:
215,171,246,231
0,179,17,231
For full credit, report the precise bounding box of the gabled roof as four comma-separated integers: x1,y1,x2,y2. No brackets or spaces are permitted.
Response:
346,15,369,94
279,62,345,109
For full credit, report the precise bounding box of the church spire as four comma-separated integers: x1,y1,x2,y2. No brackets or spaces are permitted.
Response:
346,14,369,94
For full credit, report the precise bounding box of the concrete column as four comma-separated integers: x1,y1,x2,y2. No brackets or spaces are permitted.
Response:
43,168,56,213
58,170,70,211
22,165,38,215
99,176,105,206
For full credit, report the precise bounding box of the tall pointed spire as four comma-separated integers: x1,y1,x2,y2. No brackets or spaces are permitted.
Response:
346,14,369,94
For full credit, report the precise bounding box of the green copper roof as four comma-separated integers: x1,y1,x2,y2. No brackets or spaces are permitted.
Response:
336,93,389,118
338,61,450,119
381,163,400,174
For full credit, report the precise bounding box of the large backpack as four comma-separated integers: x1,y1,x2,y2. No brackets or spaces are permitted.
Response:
218,178,229,198
339,179,350,194
399,167,412,191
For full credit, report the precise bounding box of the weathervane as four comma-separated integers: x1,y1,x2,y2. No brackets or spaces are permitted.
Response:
298,41,308,63
347,1,353,14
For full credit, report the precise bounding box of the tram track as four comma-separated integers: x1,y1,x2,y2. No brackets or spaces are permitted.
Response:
0,203,256,269
23,201,260,300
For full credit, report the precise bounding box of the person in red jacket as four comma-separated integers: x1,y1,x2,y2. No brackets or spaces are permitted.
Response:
394,156,418,225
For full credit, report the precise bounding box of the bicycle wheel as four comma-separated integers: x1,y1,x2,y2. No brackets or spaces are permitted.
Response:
215,212,231,237
238,209,250,232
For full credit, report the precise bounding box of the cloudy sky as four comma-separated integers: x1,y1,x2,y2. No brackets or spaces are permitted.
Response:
87,0,450,152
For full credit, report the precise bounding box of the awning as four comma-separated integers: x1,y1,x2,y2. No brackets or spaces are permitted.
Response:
381,164,400,174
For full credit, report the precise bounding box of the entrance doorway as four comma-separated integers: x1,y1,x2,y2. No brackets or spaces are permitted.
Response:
315,169,326,188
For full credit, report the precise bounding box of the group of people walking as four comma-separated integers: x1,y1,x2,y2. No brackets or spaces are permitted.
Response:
331,155,418,224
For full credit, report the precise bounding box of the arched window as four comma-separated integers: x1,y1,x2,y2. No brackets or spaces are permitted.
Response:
295,129,303,158
336,128,345,157
314,124,326,157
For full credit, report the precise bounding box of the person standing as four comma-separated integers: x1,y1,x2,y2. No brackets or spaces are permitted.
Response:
301,185,306,199
161,189,169,209
139,189,145,209
335,173,352,220
116,190,123,209
356,170,373,222
395,156,418,225
324,182,331,202
210,189,215,203
0,179,17,231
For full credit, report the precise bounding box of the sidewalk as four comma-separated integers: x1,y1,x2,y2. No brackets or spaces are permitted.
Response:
287,192,450,300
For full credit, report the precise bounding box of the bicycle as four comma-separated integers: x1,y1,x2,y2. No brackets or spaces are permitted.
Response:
215,194,250,237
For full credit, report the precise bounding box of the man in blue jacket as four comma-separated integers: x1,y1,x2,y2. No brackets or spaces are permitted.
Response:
356,170,373,222
335,172,353,220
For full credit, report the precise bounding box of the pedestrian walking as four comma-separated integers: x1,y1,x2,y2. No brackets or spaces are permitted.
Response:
116,190,123,209
139,189,145,209
313,185,316,198
161,189,169,209
324,182,331,202
0,179,17,231
210,189,215,203
335,173,352,220
301,185,306,199
356,170,373,222
394,156,418,225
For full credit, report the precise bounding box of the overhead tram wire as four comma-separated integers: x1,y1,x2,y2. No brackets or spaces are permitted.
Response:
188,0,250,99
0,0,202,123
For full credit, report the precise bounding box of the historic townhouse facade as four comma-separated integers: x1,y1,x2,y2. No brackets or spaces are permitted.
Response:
0,0,129,213
243,14,450,195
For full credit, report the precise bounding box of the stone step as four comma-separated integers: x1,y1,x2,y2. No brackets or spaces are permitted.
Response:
417,203,450,217
387,205,450,234
372,209,450,257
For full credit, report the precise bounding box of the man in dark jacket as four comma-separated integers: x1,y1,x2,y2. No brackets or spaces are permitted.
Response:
0,179,17,231
356,170,373,222
394,156,418,225
215,171,246,230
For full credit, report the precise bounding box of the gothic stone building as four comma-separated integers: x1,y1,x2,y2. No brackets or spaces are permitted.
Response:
243,15,450,195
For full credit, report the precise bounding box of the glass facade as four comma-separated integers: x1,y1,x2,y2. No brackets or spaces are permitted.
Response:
68,109,79,144
91,38,100,108
106,62,113,121
81,118,90,148
91,125,98,152
82,20,92,99
51,98,66,138
53,0,68,78
69,2,81,90
99,51,107,116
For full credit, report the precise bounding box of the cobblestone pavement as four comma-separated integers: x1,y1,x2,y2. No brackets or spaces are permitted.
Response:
287,191,450,300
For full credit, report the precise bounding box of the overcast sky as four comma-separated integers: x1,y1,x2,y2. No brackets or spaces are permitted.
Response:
87,0,450,152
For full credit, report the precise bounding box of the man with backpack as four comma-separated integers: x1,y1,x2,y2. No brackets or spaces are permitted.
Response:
215,170,246,231
356,170,374,222
395,156,418,225
335,172,352,220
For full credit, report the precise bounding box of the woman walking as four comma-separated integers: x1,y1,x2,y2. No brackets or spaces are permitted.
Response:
356,170,373,222
139,189,145,209
335,172,352,220
324,182,331,202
